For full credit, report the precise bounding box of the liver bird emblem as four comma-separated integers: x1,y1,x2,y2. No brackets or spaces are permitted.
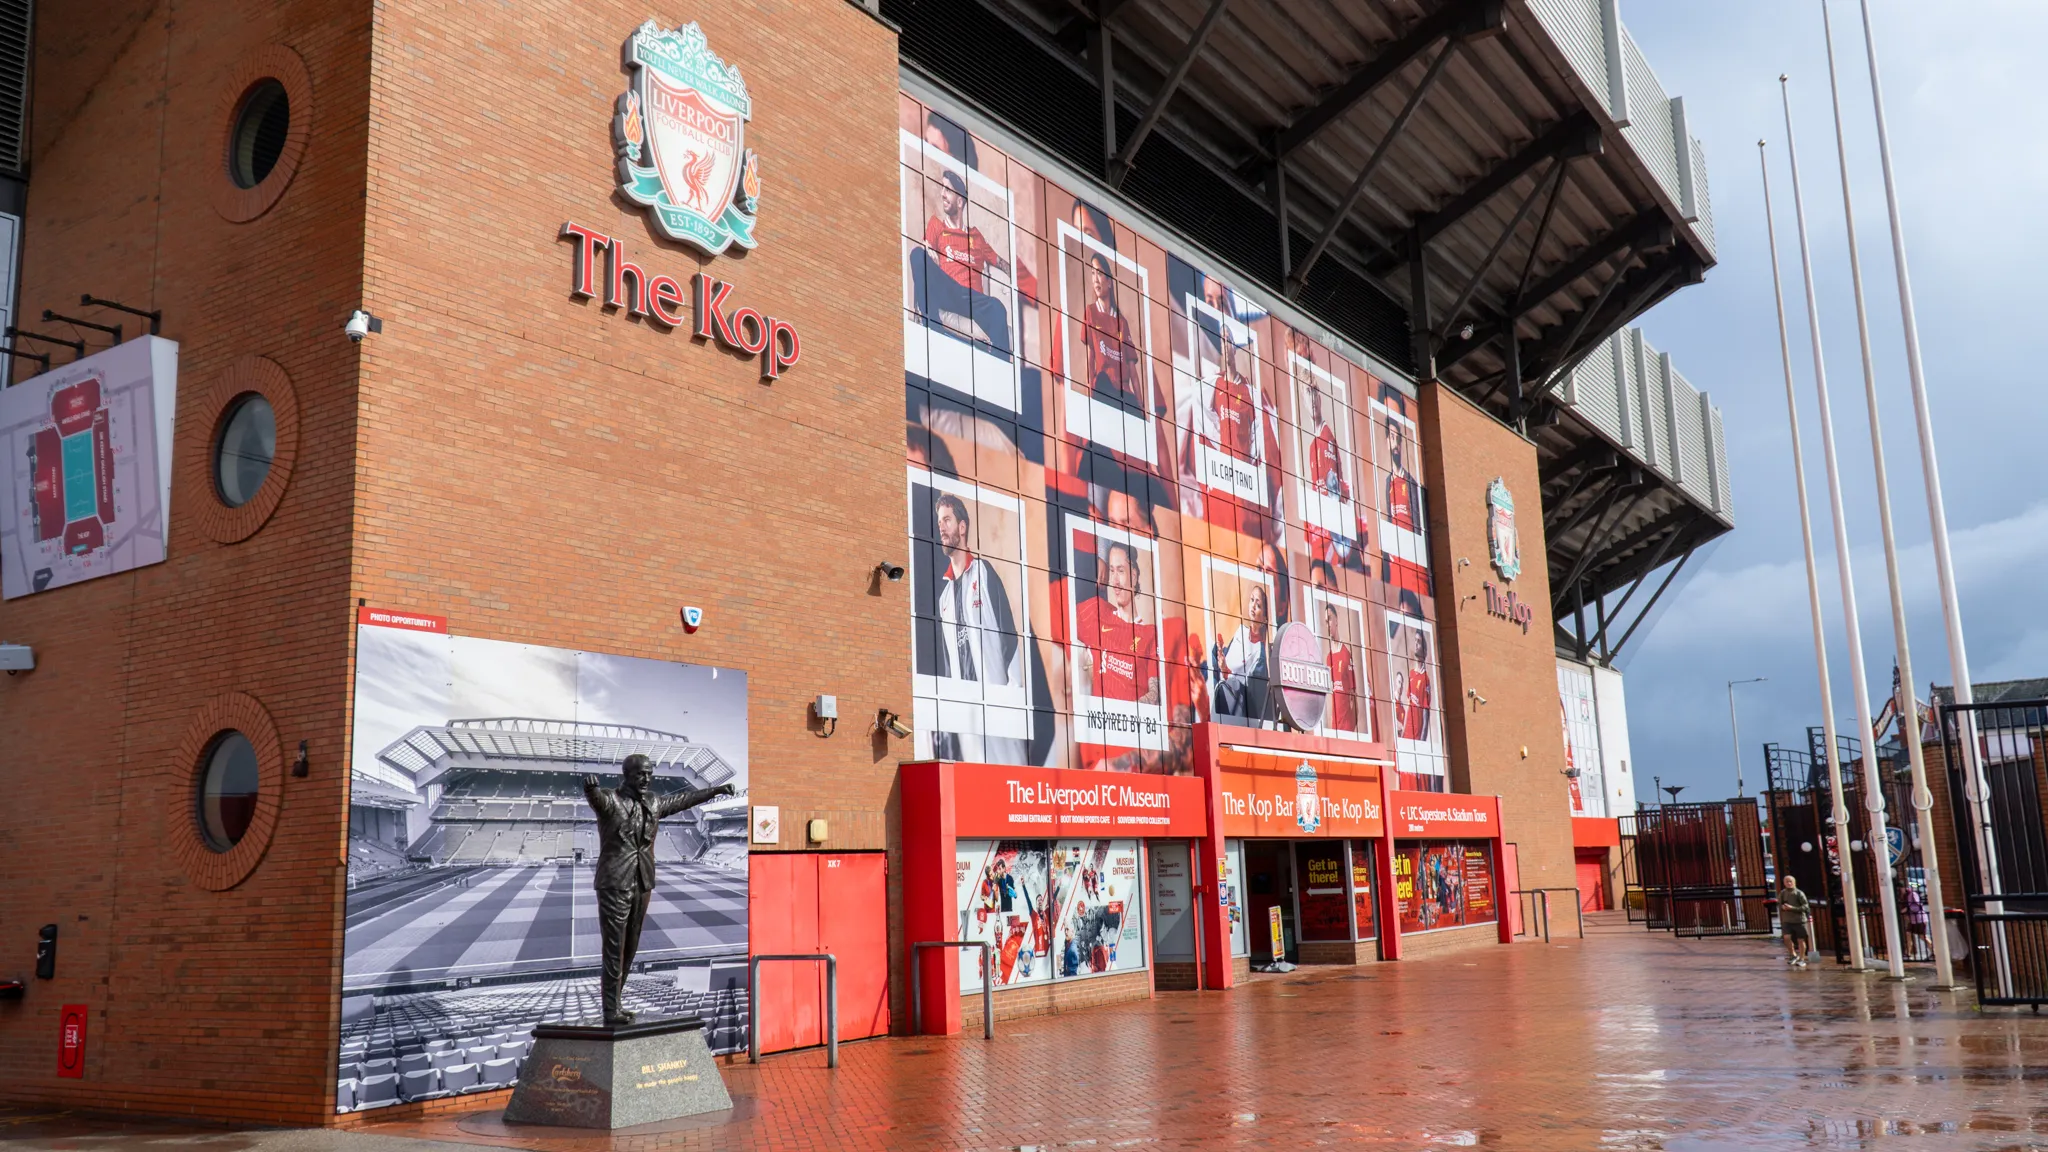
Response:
679,150,718,211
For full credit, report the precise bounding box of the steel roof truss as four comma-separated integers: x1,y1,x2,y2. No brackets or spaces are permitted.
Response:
1110,0,1233,187
1268,0,1504,165
1287,38,1459,297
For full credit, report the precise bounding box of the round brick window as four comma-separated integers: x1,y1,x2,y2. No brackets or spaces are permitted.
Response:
191,356,298,544
228,79,291,189
212,46,312,223
197,730,261,851
172,694,285,891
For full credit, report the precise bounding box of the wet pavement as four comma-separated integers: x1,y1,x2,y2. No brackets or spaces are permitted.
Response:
9,915,2048,1150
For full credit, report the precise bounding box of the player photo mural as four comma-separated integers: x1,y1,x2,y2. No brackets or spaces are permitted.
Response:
1062,515,1170,768
1050,193,1169,473
1285,327,1369,587
909,467,1045,766
1167,256,1282,543
1201,554,1278,729
338,614,749,1111
898,91,1458,776
899,102,1038,430
1307,588,1374,741
1386,594,1448,790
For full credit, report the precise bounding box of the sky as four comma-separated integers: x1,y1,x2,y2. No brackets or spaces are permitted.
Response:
349,623,749,793
1608,1,2048,805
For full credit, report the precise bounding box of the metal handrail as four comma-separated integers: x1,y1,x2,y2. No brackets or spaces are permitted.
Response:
748,953,837,1068
1510,887,1586,942
911,940,995,1039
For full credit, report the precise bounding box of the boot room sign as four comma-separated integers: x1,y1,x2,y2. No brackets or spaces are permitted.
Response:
558,22,801,381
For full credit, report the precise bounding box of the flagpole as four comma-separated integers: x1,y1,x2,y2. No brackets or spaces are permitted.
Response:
1819,0,1932,983
1757,139,1865,971
1854,0,1997,989
1780,73,1895,971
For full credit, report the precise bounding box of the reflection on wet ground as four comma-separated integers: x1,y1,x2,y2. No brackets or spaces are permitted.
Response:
9,915,2048,1150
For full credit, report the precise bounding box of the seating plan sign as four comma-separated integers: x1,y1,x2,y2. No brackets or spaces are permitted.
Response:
0,337,177,599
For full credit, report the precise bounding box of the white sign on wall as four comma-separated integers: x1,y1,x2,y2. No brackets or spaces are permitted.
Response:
0,337,178,599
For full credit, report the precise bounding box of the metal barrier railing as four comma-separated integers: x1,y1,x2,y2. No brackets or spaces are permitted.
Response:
910,940,994,1039
1510,888,1585,943
748,953,837,1067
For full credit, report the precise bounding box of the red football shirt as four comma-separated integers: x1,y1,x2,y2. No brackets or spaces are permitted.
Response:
1075,595,1159,701
1327,644,1360,732
1211,374,1257,459
1084,303,1141,406
1309,426,1343,494
1399,667,1431,741
924,217,1003,295
1387,471,1419,531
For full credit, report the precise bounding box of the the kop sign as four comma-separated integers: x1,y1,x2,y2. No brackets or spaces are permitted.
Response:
560,22,801,381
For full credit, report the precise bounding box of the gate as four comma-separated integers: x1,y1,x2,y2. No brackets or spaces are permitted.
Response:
1766,729,1934,967
1940,697,2048,1006
1631,801,1772,936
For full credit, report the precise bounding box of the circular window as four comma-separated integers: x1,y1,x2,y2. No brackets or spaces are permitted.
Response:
214,394,276,508
228,79,291,189
198,731,261,852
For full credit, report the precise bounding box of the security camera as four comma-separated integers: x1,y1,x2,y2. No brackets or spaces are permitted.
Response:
878,710,913,739
344,310,383,342
877,561,905,582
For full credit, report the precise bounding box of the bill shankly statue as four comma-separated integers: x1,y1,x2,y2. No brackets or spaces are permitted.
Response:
582,753,735,1025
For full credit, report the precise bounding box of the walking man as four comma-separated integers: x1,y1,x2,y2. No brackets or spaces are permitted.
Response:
1778,874,1813,968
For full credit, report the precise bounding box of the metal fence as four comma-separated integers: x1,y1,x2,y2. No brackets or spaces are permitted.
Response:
1940,699,2048,1006
1628,801,1772,937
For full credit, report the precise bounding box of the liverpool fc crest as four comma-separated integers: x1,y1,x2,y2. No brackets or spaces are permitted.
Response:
1294,761,1323,835
614,22,760,255
1487,477,1521,582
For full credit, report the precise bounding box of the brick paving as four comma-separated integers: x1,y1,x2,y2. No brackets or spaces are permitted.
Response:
11,916,2048,1150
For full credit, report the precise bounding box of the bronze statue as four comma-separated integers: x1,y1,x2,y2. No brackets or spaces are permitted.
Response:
582,753,735,1025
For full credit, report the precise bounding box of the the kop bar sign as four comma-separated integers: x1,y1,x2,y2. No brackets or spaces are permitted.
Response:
558,22,800,380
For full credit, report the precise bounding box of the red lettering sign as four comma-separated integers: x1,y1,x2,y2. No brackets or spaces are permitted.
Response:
57,1004,86,1078
356,606,449,634
562,223,802,379
1390,790,1501,839
951,763,1207,838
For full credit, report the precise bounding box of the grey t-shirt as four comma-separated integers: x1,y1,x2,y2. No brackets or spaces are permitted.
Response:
1779,887,1811,926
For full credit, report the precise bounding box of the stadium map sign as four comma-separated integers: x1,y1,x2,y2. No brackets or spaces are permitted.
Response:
0,337,177,599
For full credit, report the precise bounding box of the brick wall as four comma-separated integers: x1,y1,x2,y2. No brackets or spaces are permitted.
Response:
1398,922,1499,960
0,0,373,1124
962,971,1152,1029
1416,384,1576,894
0,0,904,1124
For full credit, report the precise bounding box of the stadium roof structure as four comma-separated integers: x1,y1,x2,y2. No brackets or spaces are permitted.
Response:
884,0,1731,660
373,718,740,791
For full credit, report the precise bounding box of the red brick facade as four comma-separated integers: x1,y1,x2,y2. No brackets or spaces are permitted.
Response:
1417,384,1577,894
0,0,899,1124
1,0,1586,1124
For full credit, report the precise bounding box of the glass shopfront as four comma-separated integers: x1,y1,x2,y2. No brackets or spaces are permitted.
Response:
1393,840,1497,934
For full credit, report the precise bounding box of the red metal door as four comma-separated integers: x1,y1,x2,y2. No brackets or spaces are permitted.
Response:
750,852,890,1053
1575,850,1608,912
748,854,823,1054
818,853,890,1041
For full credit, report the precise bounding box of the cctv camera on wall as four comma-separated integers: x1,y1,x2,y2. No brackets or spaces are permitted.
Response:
344,310,384,342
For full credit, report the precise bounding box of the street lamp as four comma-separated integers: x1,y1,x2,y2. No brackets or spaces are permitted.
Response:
1662,784,1686,807
1727,677,1768,798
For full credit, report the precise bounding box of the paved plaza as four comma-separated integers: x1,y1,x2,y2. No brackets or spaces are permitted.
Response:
9,916,2048,1151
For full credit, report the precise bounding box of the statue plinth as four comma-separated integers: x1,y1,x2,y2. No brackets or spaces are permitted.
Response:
503,1016,732,1129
